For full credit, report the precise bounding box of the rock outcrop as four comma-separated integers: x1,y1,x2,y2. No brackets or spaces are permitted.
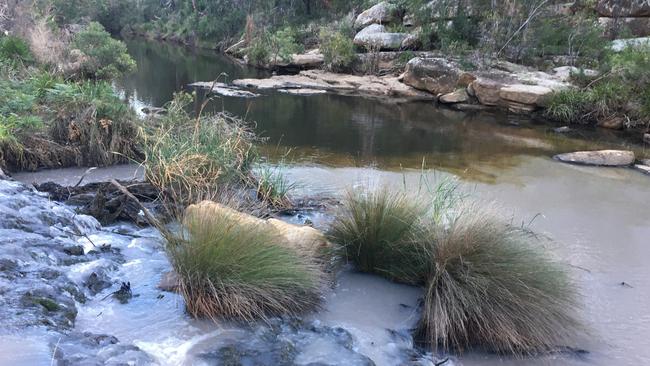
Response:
402,57,471,95
597,0,650,37
353,24,413,50
233,70,435,101
554,150,636,166
354,1,396,29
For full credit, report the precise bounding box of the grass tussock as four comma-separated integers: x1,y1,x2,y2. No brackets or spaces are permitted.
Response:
328,182,582,355
171,202,324,322
418,205,581,354
253,165,296,210
329,188,428,284
143,92,257,212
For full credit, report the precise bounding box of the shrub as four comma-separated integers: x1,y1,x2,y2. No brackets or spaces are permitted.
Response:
72,22,136,79
0,36,33,64
328,185,582,355
170,201,323,322
417,205,581,354
254,165,296,209
319,29,356,72
545,88,592,124
142,92,257,211
246,34,271,66
269,27,303,63
328,188,428,283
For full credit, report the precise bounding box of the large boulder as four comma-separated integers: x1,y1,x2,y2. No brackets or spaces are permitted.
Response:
402,57,472,95
439,89,469,104
498,84,553,106
470,78,503,106
596,0,650,17
554,150,636,166
353,24,413,50
354,1,396,29
184,201,331,258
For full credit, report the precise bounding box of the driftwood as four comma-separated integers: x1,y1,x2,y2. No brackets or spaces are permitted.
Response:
36,180,161,226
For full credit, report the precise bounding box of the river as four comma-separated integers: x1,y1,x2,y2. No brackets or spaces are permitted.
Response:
6,38,650,365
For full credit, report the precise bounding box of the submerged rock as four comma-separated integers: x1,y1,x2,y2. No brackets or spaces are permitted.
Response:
189,81,260,98
554,150,636,166
634,164,650,175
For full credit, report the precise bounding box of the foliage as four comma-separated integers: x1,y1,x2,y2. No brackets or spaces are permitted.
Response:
319,29,356,72
142,92,257,211
329,188,428,283
328,183,582,354
245,27,303,65
0,36,33,65
417,205,581,354
170,202,323,322
72,22,136,79
546,45,650,127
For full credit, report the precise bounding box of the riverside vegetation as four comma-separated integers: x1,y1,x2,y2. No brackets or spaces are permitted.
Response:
0,0,597,362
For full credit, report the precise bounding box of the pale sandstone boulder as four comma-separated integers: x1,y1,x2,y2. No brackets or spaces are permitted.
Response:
498,84,553,106
402,57,472,95
554,150,635,166
439,89,469,104
354,2,396,29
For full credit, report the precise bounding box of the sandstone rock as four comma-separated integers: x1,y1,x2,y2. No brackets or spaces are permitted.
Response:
289,50,324,68
600,17,650,38
634,164,650,174
402,57,466,95
644,133,650,144
596,0,650,17
353,25,413,50
189,82,260,98
552,66,599,81
354,1,396,29
439,89,469,104
185,201,331,258
498,84,553,107
470,79,503,106
612,36,650,51
597,116,626,129
554,150,635,166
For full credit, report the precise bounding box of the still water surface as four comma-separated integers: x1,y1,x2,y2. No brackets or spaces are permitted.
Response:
11,38,650,365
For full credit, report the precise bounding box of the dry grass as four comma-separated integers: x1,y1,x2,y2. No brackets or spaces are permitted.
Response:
418,204,582,354
328,185,582,355
143,92,257,215
170,202,324,322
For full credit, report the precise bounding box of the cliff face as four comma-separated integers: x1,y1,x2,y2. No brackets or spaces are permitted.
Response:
596,0,650,37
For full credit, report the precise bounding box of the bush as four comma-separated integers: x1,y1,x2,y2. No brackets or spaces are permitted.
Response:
72,22,136,79
254,165,296,209
319,29,356,72
417,205,581,354
170,201,323,322
328,185,582,354
269,27,303,63
142,92,257,211
0,36,33,64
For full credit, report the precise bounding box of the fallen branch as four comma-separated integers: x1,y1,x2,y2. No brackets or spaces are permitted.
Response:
110,179,172,239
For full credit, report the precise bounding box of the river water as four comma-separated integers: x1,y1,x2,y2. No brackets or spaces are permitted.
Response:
5,38,650,365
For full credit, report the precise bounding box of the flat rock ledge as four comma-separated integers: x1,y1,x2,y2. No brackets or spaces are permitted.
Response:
232,70,435,101
554,150,636,166
189,81,260,98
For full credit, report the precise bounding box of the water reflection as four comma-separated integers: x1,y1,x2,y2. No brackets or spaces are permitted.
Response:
117,38,648,184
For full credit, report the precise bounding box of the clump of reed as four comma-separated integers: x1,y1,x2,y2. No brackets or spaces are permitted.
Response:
328,181,581,355
170,202,324,322
253,165,296,210
142,92,257,213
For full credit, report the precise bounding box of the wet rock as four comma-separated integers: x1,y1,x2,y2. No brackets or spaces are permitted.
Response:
643,133,650,144
85,270,113,295
554,150,635,166
439,89,469,104
597,116,626,130
111,281,133,304
54,332,154,365
354,1,396,30
63,245,85,256
402,57,471,95
189,81,260,98
634,164,650,175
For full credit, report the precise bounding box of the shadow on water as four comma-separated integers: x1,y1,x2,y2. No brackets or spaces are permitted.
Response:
117,38,648,184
